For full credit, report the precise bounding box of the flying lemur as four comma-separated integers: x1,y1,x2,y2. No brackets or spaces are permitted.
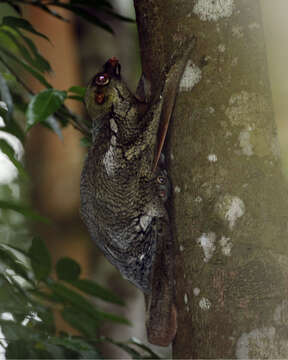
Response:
80,41,194,346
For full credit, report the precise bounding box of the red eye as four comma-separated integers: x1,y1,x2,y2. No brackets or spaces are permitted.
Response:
93,73,110,86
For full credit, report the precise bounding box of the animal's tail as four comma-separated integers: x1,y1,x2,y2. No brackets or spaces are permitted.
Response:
145,217,177,346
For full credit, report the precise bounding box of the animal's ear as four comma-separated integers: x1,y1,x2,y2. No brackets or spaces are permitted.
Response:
153,36,197,171
103,56,121,78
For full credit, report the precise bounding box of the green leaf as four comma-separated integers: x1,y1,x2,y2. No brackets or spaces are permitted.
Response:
28,237,52,281
32,3,70,22
29,289,64,305
49,335,100,357
40,343,65,359
0,138,28,179
0,100,8,118
0,320,38,341
3,16,49,41
0,200,49,223
129,337,161,359
3,333,53,358
44,115,63,140
69,279,125,306
0,72,13,116
102,337,142,359
0,276,34,316
70,0,112,9
0,26,51,73
1,243,29,258
26,89,67,131
105,9,135,23
0,27,35,68
61,307,100,338
67,95,83,101
5,340,31,359
56,257,81,281
19,32,51,73
0,45,52,88
48,282,130,325
5,2,22,15
2,118,26,144
0,245,30,282
68,86,86,97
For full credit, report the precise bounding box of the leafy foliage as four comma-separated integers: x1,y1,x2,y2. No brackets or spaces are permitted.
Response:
0,237,159,359
0,0,134,139
0,2,159,359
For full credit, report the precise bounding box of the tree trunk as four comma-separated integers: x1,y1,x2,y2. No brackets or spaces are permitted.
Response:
134,0,288,358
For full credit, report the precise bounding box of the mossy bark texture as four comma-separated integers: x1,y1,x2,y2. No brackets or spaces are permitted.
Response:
134,0,288,358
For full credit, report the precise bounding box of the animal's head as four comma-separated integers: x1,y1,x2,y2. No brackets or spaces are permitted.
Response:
85,57,123,125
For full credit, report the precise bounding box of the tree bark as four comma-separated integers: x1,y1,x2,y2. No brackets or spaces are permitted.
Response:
134,0,288,358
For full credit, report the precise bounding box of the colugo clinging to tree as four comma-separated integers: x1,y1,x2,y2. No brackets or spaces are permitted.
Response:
80,40,195,346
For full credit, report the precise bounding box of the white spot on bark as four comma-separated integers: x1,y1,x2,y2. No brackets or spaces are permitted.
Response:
225,91,268,127
184,293,188,304
195,196,203,203
179,61,202,92
215,195,245,230
208,106,215,114
231,57,238,66
170,152,175,160
208,154,217,162
199,297,211,310
232,25,243,38
225,197,245,229
273,300,288,325
219,235,232,256
235,327,288,358
193,0,234,22
179,244,184,252
239,130,253,156
249,22,260,30
218,44,226,52
197,232,216,262
193,287,200,296
271,137,281,159
174,186,181,194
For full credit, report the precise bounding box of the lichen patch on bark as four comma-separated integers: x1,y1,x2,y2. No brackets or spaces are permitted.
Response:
193,0,234,22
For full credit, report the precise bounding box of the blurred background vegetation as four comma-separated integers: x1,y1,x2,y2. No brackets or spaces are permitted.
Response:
0,1,160,358
0,0,287,359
